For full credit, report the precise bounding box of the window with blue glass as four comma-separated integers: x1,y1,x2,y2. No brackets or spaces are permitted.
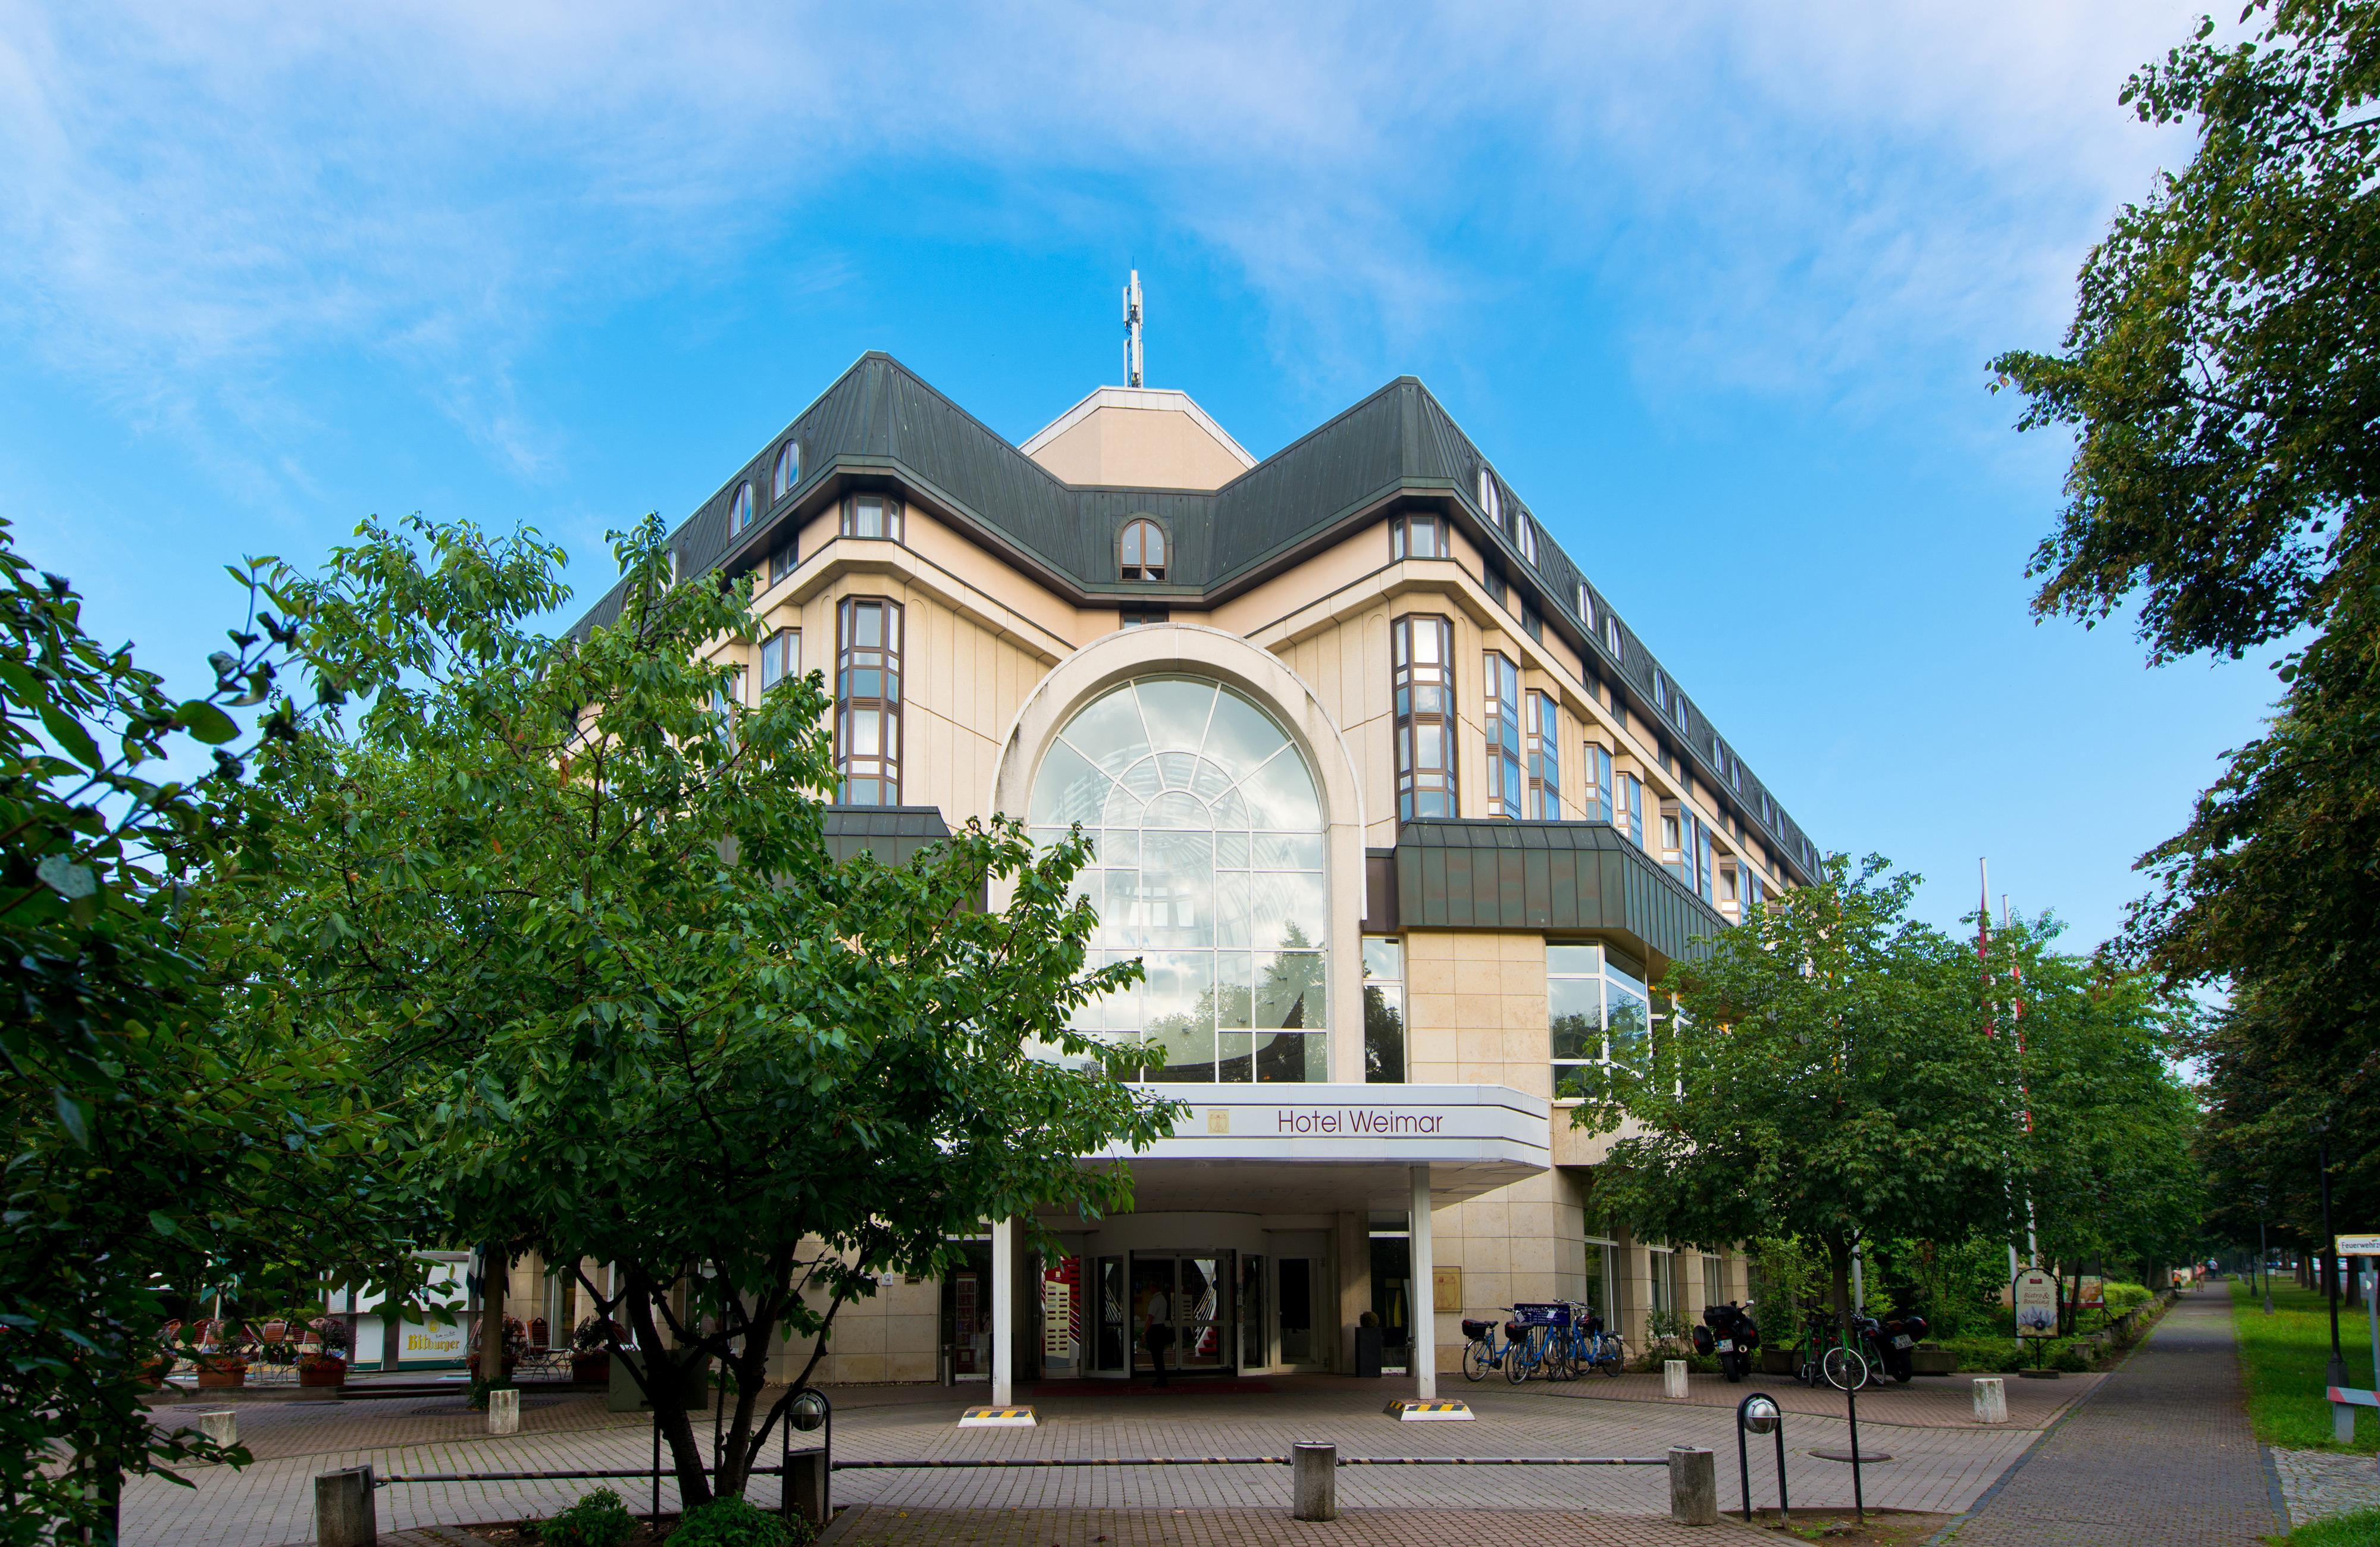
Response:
1483,652,1522,821
1524,690,1561,820
834,597,901,806
1582,742,1614,823
1392,615,1457,821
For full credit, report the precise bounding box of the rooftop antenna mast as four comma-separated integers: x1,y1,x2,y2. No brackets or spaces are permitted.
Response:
1122,270,1144,388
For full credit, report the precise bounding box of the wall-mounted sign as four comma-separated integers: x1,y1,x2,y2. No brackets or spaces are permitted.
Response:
1433,1267,1463,1313
2335,1234,2380,1255
2013,1269,2059,1339
400,1321,466,1361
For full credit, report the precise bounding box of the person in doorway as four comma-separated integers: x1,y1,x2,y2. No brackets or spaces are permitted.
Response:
1144,1287,1174,1387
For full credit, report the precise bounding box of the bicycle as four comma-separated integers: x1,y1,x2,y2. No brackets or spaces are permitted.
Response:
1502,1303,1573,1383
1792,1308,1869,1391
1460,1316,1516,1382
1561,1304,1625,1377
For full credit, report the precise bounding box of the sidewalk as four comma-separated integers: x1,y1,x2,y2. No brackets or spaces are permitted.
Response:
1939,1287,2284,1545
126,1371,2049,1546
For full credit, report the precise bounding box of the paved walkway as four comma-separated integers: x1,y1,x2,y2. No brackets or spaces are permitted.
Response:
815,1506,1745,1546
127,1369,2066,1546
1941,1288,2282,1545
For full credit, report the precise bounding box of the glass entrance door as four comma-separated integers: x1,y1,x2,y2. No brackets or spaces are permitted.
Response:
1129,1252,1236,1376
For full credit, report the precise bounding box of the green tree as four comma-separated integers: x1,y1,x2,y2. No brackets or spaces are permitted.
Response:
1994,919,2204,1310
1990,0,2380,1251
1567,856,2016,1325
0,518,424,1546
228,515,1175,1505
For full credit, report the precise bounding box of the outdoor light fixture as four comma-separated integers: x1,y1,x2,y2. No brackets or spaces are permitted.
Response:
1735,1391,1789,1524
790,1390,829,1433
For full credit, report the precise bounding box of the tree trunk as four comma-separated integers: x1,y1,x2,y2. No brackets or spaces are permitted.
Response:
625,1279,713,1511
1825,1237,1854,1333
480,1246,508,1385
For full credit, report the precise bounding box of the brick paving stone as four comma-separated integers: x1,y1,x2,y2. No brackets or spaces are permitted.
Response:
1941,1287,2283,1546
126,1370,2041,1546
2271,1446,2380,1529
818,1505,1746,1547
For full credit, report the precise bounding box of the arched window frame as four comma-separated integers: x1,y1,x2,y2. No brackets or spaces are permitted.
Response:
726,481,754,538
772,439,799,500
1119,518,1168,581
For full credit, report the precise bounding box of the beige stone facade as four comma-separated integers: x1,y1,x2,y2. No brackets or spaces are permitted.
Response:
563,353,1815,1394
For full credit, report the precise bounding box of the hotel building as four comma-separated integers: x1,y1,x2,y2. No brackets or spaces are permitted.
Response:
559,351,1821,1401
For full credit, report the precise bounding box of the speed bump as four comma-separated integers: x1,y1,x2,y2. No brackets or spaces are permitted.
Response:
957,1405,1038,1427
1383,1398,1475,1421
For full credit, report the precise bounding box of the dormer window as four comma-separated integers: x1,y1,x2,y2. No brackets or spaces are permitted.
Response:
772,440,799,500
1477,466,1503,530
1120,518,1167,581
1604,614,1623,662
1576,583,1594,630
1518,518,1538,566
727,481,754,538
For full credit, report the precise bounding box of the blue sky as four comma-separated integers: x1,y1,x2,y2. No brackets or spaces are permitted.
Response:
0,0,2275,947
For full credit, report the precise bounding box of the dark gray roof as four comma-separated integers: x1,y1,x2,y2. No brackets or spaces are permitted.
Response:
567,352,1820,882
1392,819,1727,969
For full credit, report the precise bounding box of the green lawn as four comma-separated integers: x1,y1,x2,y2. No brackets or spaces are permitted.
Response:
2273,1507,2380,1546
2229,1277,2379,1452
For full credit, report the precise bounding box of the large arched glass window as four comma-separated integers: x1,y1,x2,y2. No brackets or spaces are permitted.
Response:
1029,676,1327,1084
772,439,798,500
726,481,754,538
1119,519,1167,581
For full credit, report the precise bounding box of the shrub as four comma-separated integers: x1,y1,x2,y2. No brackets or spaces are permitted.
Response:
541,1488,637,1547
669,1495,807,1546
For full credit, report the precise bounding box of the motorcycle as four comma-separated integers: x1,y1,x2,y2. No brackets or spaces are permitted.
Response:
1863,1310,1928,1383
1690,1300,1762,1382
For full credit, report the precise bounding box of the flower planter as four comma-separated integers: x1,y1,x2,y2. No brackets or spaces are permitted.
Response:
195,1362,248,1390
571,1354,612,1386
1909,1346,1958,1377
1758,1348,1797,1376
298,1358,349,1389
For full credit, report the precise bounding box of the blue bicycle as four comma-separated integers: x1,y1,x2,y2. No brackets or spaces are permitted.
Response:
1502,1302,1574,1383
1561,1304,1626,1377
1459,1314,1517,1381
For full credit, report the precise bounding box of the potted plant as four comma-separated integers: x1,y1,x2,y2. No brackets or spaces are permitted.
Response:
467,1314,529,1382
195,1326,250,1391
571,1316,619,1385
298,1317,352,1388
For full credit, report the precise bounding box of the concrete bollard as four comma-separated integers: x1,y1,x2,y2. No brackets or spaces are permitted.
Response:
487,1387,519,1435
790,1450,830,1527
315,1465,377,1547
1972,1376,2008,1424
1292,1441,1337,1521
1663,1358,1689,1399
1667,1445,1718,1526
196,1410,237,1448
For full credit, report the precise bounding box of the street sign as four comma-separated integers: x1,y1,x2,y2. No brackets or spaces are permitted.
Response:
2334,1234,2380,1255
2013,1269,2059,1339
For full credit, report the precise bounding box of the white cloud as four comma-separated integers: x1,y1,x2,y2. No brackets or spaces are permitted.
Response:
0,0,2211,489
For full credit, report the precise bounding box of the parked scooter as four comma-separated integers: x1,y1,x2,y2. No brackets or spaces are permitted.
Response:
1690,1300,1762,1382
1858,1310,1930,1383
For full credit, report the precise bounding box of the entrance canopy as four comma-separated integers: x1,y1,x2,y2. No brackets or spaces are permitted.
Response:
1061,1082,1549,1216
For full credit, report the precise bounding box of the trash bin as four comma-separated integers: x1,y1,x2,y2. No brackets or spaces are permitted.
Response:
1354,1324,1383,1379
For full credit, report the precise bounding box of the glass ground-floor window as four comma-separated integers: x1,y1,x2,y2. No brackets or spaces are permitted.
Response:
1582,1239,1618,1326
1362,936,1405,1082
1278,1258,1316,1364
1549,942,1652,1097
